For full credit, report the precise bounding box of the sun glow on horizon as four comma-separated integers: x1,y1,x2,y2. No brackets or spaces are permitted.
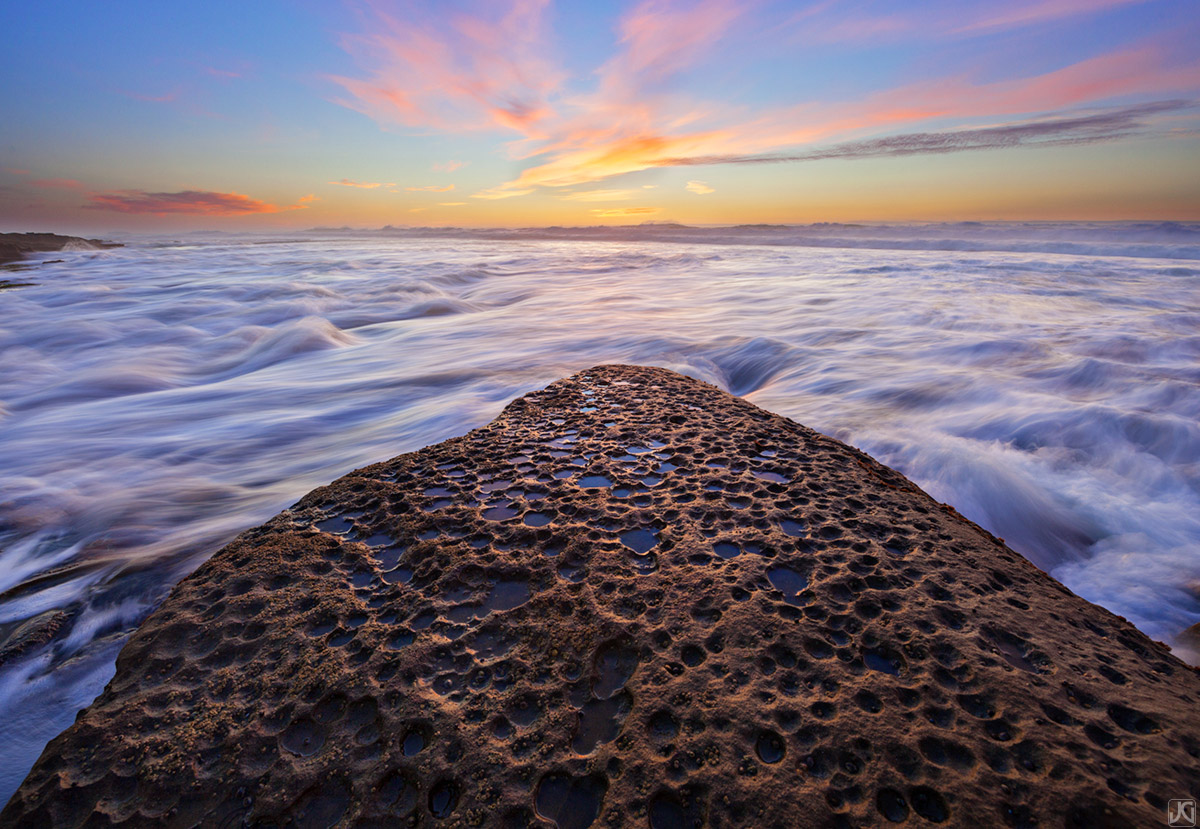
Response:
1,1,1198,233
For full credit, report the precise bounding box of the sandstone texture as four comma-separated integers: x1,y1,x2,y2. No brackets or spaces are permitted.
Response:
4,365,1198,827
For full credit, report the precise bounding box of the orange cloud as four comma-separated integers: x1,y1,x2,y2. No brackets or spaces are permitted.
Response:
685,180,714,194
336,2,1198,200
590,206,660,218
506,41,1198,191
406,184,455,192
330,178,392,188
471,186,534,200
475,130,732,197
85,189,307,215
561,189,636,201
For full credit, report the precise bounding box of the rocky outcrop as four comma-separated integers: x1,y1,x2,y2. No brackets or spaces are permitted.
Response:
0,232,122,266
3,365,1197,827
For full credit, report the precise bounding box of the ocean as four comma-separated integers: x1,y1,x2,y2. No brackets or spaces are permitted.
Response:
1,221,1198,801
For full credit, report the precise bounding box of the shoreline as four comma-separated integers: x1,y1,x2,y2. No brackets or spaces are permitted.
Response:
0,231,123,267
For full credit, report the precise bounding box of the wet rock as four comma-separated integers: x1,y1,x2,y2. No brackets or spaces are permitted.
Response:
4,365,1198,827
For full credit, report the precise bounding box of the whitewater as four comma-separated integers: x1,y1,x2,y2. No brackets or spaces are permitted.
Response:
1,222,1198,801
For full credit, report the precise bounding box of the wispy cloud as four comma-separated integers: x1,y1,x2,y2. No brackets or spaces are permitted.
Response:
685,180,714,194
789,0,1150,44
471,186,534,200
561,189,636,201
516,41,1198,190
405,184,455,192
667,100,1195,166
951,0,1149,36
3,168,31,176
439,201,467,206
202,65,242,79
330,0,562,135
433,160,468,172
113,82,225,120
120,88,181,104
591,206,660,218
333,2,1198,198
329,178,393,188
85,189,309,215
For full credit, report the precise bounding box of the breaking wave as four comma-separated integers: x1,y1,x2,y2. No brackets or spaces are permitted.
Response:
0,225,1198,800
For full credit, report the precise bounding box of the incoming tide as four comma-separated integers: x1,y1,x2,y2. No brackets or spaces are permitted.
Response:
1,222,1198,799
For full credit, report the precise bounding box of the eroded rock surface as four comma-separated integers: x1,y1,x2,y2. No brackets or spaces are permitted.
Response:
4,365,1198,827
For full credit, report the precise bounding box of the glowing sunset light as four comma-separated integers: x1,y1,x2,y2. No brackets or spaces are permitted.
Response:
3,5,1200,819
83,189,313,216
1,0,1196,231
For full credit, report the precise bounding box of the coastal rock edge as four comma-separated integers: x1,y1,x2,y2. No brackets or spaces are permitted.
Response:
4,365,1197,827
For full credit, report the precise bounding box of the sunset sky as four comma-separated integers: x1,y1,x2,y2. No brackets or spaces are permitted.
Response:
2,0,1198,231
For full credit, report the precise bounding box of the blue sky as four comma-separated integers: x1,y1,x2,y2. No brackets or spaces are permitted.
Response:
2,0,1198,230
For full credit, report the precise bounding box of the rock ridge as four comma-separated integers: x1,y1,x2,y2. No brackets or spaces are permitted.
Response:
3,364,1197,828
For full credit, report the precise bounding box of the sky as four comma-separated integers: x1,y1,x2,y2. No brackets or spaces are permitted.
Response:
1,0,1198,232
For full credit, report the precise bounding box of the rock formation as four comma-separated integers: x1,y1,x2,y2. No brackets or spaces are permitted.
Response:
4,365,1197,827
0,232,122,267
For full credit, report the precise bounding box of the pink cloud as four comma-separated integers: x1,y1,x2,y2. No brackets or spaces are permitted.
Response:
85,189,310,215
501,41,1198,193
405,184,454,192
789,0,1149,44
952,0,1150,35
334,2,1198,197
203,66,242,79
432,160,468,172
974,44,1195,112
113,80,224,120
601,0,743,94
330,0,562,135
120,88,180,104
329,178,392,188
3,168,31,176
775,43,1198,147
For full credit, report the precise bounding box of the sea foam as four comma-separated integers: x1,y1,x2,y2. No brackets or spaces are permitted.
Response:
0,222,1197,801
